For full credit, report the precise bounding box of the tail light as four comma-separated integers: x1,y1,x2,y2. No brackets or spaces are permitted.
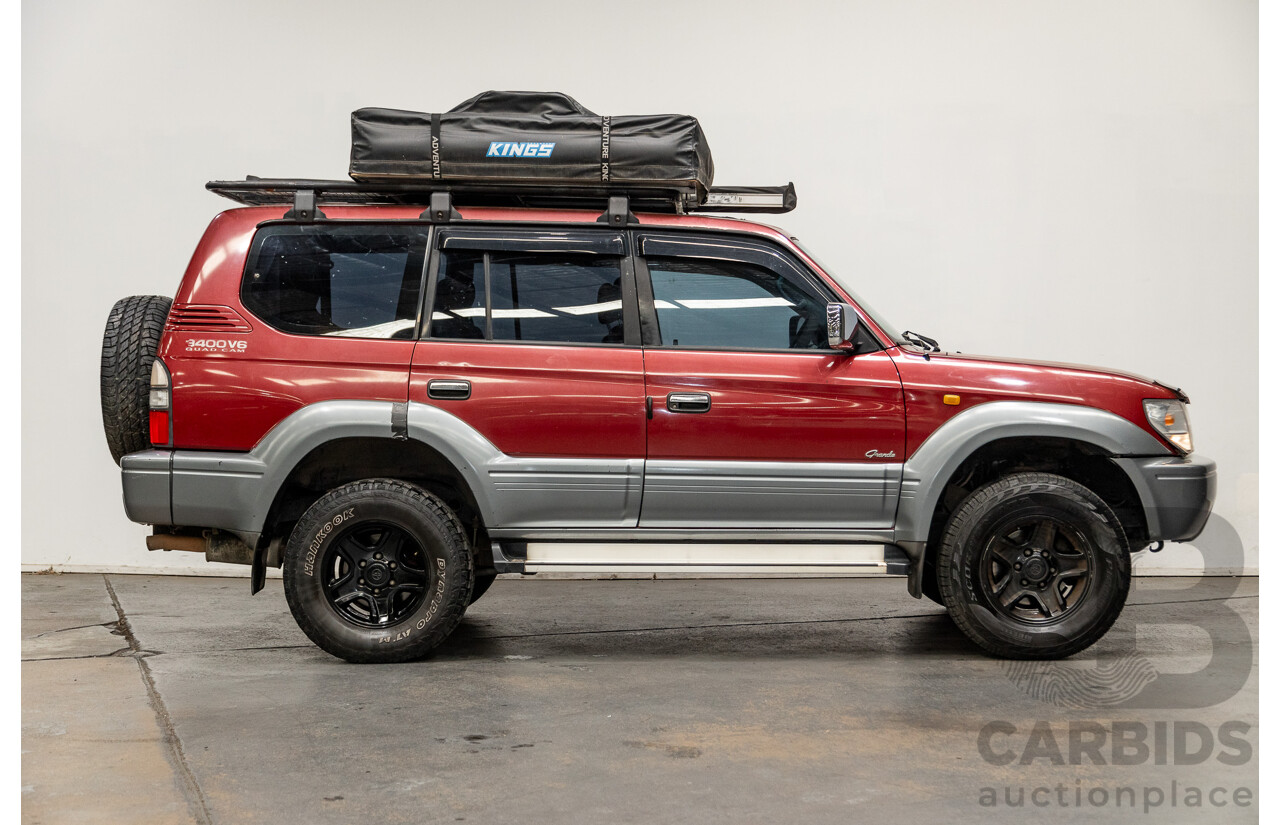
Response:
149,359,171,446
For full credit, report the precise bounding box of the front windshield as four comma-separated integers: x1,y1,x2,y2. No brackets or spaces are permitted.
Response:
789,237,906,344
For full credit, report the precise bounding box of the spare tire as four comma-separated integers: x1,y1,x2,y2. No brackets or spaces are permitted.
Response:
101,295,172,465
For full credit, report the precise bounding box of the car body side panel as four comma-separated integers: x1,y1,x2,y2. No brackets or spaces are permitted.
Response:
165,210,419,450
127,399,649,544
148,206,1209,562
640,349,906,528
640,459,902,529
892,350,1182,456
893,400,1172,544
166,339,416,450
408,342,646,459
642,350,905,462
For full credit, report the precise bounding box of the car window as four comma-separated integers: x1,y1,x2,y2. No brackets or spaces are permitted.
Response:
646,256,829,350
430,250,625,344
242,225,427,338
428,251,486,340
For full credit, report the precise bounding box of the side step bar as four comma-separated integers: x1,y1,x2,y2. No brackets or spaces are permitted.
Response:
493,542,910,576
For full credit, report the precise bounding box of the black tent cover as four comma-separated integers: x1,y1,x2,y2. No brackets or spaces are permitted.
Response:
350,91,715,199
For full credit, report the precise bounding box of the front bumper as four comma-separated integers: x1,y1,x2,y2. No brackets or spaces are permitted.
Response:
1114,453,1217,543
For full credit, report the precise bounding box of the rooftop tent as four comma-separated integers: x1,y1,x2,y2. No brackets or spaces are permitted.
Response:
349,91,715,199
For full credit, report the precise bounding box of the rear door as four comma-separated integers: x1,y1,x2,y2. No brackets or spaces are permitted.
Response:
635,232,906,529
409,227,647,529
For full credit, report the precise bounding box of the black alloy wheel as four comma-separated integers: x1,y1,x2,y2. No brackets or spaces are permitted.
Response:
320,521,431,628
937,472,1130,659
283,479,474,663
977,515,1093,624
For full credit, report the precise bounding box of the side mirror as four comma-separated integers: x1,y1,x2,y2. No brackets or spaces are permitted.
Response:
826,303,860,350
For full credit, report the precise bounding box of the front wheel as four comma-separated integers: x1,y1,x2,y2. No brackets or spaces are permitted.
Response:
469,571,497,605
936,472,1130,659
283,479,474,663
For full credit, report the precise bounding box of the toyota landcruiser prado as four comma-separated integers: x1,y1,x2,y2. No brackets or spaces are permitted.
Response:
99,92,1215,663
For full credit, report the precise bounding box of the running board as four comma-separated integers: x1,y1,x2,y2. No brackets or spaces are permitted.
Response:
493,542,910,576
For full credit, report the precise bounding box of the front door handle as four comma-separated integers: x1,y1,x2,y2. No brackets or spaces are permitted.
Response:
666,392,711,414
427,379,471,400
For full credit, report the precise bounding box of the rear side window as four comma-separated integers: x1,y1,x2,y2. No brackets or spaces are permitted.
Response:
430,251,624,344
242,225,429,338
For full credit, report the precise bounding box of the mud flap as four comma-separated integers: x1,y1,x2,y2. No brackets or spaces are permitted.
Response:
896,541,926,599
251,544,266,594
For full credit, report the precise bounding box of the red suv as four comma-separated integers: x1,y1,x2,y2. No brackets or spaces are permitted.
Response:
100,172,1213,664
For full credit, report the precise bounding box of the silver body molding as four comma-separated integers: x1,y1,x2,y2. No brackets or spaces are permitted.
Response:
121,399,1212,576
125,400,409,547
640,460,900,528
892,401,1172,544
122,400,648,545
121,400,906,546
483,456,644,528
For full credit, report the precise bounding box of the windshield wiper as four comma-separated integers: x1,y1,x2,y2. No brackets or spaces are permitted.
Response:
901,330,941,359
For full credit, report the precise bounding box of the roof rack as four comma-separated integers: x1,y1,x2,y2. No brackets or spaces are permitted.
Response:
205,178,797,217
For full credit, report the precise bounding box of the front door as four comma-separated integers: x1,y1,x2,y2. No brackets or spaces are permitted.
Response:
635,232,906,529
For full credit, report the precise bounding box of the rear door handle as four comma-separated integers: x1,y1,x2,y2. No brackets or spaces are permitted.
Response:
427,379,471,400
666,392,711,414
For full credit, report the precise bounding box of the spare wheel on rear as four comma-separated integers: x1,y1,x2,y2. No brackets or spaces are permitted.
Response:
100,295,172,465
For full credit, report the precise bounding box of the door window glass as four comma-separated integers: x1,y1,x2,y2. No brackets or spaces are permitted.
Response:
430,250,624,344
428,251,486,339
646,256,829,350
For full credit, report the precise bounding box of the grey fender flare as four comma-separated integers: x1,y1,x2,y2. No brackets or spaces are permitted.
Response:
892,400,1170,547
167,400,506,548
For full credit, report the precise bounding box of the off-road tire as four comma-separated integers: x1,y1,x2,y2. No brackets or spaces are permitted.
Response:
100,295,172,464
283,479,474,663
920,559,944,606
937,472,1130,659
470,571,497,605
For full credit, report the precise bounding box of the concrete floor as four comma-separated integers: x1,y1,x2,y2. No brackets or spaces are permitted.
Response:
22,573,1257,824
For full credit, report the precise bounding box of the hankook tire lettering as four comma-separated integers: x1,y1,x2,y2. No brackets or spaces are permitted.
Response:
302,508,356,577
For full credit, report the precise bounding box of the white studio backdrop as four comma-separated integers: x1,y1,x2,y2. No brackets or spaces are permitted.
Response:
22,0,1257,575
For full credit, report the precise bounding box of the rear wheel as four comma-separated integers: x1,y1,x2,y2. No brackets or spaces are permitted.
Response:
283,479,474,663
100,295,171,464
937,472,1130,659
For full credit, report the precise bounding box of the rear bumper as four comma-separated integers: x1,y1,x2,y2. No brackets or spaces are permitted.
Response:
1114,454,1217,543
121,450,172,525
121,449,267,546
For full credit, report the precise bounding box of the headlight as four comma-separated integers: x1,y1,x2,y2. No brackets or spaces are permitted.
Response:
1143,398,1193,453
